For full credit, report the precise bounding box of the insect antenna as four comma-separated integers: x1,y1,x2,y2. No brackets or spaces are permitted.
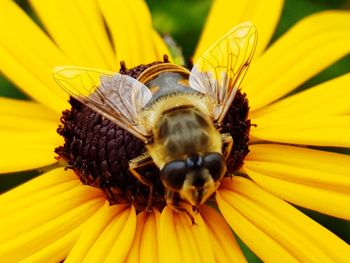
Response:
187,57,194,69
163,54,170,63
120,60,127,71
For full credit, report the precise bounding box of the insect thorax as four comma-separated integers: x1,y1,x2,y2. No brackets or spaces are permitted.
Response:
147,101,222,169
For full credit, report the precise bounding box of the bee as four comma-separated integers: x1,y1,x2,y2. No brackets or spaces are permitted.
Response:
54,21,257,211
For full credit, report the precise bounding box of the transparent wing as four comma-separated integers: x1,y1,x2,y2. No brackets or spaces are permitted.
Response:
53,66,152,141
189,21,257,123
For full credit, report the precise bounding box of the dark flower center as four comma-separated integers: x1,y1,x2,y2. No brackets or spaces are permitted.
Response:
55,61,251,212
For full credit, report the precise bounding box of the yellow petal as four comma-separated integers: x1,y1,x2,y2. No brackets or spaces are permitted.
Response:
217,177,350,262
103,206,136,262
159,206,216,263
245,168,350,221
0,46,68,114
218,195,297,261
126,209,160,263
65,202,124,262
0,113,58,131
0,97,60,150
0,145,56,173
251,73,350,120
0,97,58,121
65,204,136,263
124,0,163,64
0,169,103,262
251,116,350,147
158,206,181,263
20,225,81,263
0,172,102,243
0,1,70,113
244,11,350,111
152,29,173,62
98,0,158,68
246,144,350,187
0,130,62,146
245,144,350,219
0,198,102,262
0,168,77,207
194,0,284,60
0,109,60,173
0,169,80,216
199,205,246,263
75,206,136,262
30,0,115,70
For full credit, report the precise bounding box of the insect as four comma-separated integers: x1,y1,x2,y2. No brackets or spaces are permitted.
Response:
54,21,257,212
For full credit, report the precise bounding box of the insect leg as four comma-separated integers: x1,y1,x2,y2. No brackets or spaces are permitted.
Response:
129,153,154,210
166,190,196,225
221,133,233,161
129,152,153,185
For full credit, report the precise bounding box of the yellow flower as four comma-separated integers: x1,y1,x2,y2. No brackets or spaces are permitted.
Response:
1,0,350,262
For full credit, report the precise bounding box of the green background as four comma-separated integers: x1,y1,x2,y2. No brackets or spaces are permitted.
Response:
2,0,350,261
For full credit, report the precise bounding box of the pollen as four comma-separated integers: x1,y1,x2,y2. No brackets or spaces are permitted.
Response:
55,61,250,211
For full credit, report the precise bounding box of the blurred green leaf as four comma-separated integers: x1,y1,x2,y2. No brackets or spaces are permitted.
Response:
0,75,28,99
0,170,40,193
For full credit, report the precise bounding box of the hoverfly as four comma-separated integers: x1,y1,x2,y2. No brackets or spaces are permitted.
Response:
54,21,257,211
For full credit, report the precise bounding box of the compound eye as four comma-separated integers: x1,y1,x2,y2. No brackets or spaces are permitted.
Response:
204,152,226,181
161,160,187,190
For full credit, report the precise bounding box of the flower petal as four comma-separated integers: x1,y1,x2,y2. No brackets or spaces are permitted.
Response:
152,29,173,62
64,203,124,262
19,226,81,263
199,205,246,263
250,115,350,147
244,11,350,111
159,206,216,263
0,130,62,146
0,1,70,113
0,169,78,214
194,0,284,60
0,97,62,172
247,144,350,174
65,204,136,262
126,209,160,263
0,168,103,262
0,145,56,173
0,97,58,121
0,170,102,240
0,127,63,173
98,0,160,68
245,144,350,220
104,206,137,262
217,177,350,262
0,114,58,132
30,0,115,70
0,97,59,132
251,73,350,120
